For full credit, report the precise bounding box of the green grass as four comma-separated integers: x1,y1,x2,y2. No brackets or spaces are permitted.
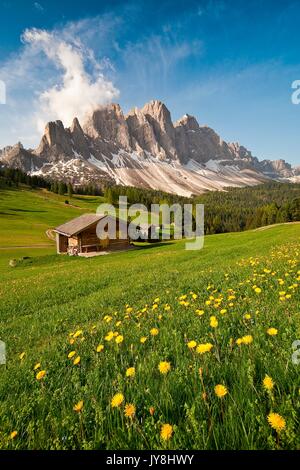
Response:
0,188,299,450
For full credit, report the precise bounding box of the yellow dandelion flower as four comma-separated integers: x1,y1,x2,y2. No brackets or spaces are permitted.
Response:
73,329,83,338
73,356,81,365
124,403,136,418
33,362,41,370
160,423,173,441
140,336,148,344
196,309,205,316
267,328,278,336
267,412,286,433
69,338,75,345
254,287,262,294
154,297,160,303
210,316,218,328
73,400,84,412
244,313,251,320
10,431,18,440
241,335,253,345
150,328,159,336
36,370,46,381
19,352,25,360
263,375,274,391
115,335,124,344
164,304,171,311
68,351,76,359
126,307,133,314
96,344,104,353
158,361,171,374
126,367,135,377
111,393,124,408
105,331,114,341
196,343,213,354
187,340,197,349
214,384,228,398
220,309,227,315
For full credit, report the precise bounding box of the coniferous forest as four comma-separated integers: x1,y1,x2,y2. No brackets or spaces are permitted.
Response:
1,167,299,234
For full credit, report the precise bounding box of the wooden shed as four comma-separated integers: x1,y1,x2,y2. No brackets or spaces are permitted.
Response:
54,213,130,255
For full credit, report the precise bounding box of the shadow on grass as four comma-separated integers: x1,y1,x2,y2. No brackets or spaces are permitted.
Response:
132,241,174,250
9,208,47,213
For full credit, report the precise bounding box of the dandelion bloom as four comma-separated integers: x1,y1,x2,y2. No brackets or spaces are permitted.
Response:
36,370,46,381
150,328,159,336
19,352,25,360
187,340,197,349
68,351,76,359
263,375,274,391
210,316,218,328
196,343,213,354
73,329,83,338
124,403,136,418
158,361,171,375
254,287,262,294
195,309,204,316
96,344,104,353
160,424,173,441
33,362,41,370
267,328,278,336
267,412,286,433
241,335,253,345
73,356,81,365
105,331,114,341
10,431,18,440
126,367,135,377
115,335,124,344
214,384,228,398
111,393,124,408
140,337,148,344
73,400,84,412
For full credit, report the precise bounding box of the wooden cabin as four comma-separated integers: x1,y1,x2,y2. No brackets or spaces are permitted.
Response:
54,213,131,255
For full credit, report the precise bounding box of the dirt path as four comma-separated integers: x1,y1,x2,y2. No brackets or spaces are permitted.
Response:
46,229,56,241
254,221,300,231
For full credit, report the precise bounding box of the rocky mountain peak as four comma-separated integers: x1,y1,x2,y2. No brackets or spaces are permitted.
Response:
0,99,298,195
83,103,131,150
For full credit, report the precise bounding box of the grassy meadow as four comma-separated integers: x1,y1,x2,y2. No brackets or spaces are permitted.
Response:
0,188,299,450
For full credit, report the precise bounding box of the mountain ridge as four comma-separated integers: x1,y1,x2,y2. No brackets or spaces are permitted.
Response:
0,100,299,196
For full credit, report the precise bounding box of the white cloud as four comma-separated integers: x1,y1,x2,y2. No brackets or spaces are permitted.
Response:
34,2,44,12
22,27,119,132
0,17,121,149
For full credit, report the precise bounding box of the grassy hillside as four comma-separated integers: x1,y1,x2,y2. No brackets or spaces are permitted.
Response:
0,185,299,450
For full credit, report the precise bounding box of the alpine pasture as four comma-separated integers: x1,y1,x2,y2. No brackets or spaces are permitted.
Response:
0,188,299,449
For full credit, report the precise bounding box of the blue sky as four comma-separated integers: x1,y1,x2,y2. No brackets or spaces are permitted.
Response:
0,0,299,165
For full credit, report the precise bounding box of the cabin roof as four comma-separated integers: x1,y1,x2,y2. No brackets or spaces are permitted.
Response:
54,213,107,237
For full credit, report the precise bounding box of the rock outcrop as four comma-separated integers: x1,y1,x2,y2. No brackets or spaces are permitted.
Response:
0,100,297,196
